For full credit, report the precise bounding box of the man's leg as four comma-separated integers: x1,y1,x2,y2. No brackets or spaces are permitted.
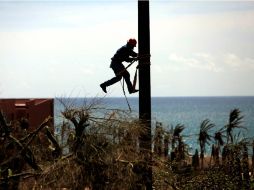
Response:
100,63,123,93
101,75,122,93
122,71,138,94
122,71,133,93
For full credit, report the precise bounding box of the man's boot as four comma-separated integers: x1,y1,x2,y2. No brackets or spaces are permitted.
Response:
130,89,139,94
100,83,107,93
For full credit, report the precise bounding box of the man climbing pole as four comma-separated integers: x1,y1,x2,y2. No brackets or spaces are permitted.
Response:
100,38,139,94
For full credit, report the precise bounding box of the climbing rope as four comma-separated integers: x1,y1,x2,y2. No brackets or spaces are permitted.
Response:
116,59,136,77
138,54,151,67
120,78,132,112
132,67,138,90
119,59,137,112
119,54,151,112
116,54,151,76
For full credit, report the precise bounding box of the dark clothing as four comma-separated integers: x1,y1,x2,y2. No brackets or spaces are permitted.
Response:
102,44,138,93
104,60,133,93
111,45,138,66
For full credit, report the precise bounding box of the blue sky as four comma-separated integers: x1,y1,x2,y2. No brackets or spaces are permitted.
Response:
0,1,254,97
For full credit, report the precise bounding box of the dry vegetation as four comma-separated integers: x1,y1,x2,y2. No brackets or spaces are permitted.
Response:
1,98,254,189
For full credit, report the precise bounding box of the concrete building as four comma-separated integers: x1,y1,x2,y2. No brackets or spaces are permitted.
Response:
0,98,54,131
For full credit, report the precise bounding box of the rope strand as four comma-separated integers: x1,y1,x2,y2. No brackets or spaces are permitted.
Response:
117,54,151,112
120,78,132,112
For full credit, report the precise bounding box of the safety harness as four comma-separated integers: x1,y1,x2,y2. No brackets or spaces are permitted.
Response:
120,54,150,112
120,59,137,112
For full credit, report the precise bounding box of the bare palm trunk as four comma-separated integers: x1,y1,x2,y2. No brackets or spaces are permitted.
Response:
200,151,204,170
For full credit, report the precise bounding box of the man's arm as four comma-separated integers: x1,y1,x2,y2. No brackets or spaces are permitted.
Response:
130,50,138,58
125,50,138,62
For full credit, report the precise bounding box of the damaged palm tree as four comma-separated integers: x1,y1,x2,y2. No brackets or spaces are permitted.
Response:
33,98,178,190
213,130,225,166
2,99,253,190
171,124,185,161
192,149,200,170
198,119,214,169
154,122,163,156
223,108,245,144
61,107,90,152
34,98,148,190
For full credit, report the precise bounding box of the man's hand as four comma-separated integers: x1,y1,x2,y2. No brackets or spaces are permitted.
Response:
133,57,139,62
129,57,139,62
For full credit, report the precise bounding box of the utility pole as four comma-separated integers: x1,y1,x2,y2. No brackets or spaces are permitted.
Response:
138,0,152,189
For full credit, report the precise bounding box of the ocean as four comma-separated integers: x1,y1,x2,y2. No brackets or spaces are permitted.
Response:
54,96,254,154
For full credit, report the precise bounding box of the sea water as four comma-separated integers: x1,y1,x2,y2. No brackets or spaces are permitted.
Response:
54,96,254,154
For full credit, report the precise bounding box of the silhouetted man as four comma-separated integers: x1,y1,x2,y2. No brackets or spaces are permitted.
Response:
100,38,139,94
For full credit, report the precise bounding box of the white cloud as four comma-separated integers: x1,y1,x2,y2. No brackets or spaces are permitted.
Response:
167,52,254,73
224,53,242,68
224,53,254,70
168,53,222,72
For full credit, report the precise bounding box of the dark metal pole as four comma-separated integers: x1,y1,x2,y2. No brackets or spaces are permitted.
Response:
138,0,152,189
